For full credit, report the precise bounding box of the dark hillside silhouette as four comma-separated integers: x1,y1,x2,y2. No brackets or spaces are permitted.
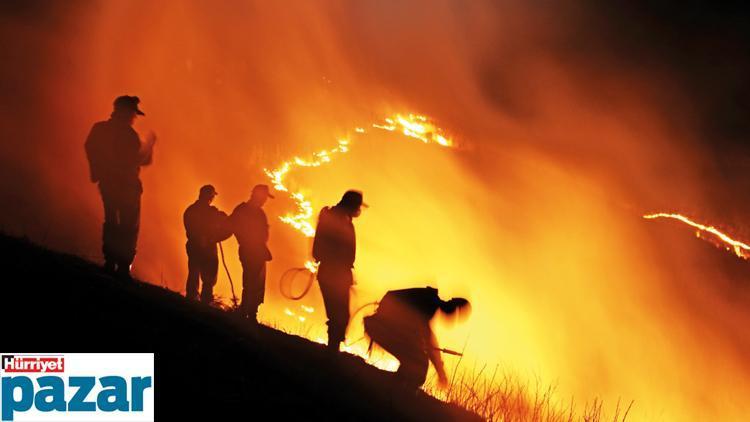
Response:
0,234,481,421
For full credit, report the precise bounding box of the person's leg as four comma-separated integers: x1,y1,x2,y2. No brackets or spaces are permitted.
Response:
98,184,118,271
185,243,200,300
200,248,219,304
332,280,351,347
396,349,429,390
238,257,264,321
319,266,351,352
365,318,428,389
239,255,250,317
318,278,336,348
380,334,428,389
248,261,266,320
116,184,142,277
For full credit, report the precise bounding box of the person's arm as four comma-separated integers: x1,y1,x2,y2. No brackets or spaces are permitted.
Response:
139,131,157,165
213,209,233,242
183,208,192,240
311,209,328,262
227,206,241,239
262,212,270,243
84,124,101,183
349,223,356,268
339,220,355,268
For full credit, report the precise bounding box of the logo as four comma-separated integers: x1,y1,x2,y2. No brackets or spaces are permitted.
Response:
0,353,154,421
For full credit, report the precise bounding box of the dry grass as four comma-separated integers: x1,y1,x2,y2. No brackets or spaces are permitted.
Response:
221,302,633,421
423,362,633,422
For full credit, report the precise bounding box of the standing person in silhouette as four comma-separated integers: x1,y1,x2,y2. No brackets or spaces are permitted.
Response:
312,190,366,353
183,185,232,303
85,95,156,279
364,287,470,390
230,184,274,323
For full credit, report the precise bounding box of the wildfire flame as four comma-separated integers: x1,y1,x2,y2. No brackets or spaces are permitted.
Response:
263,113,456,270
643,213,750,259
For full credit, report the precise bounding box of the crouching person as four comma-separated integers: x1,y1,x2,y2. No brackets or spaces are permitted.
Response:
364,287,470,390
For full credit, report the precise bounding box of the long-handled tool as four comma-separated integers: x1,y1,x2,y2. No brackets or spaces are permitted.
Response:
434,347,463,356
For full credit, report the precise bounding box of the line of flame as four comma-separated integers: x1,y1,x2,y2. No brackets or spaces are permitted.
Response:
263,113,456,271
264,138,351,239
643,213,750,259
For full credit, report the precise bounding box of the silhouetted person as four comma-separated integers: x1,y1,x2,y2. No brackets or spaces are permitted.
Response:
184,185,232,303
85,95,156,279
364,287,470,390
230,184,274,322
312,190,366,353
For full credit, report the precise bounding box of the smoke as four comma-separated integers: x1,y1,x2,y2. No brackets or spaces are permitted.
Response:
2,0,750,419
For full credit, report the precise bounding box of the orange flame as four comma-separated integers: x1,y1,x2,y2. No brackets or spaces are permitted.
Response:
643,213,750,259
263,113,456,271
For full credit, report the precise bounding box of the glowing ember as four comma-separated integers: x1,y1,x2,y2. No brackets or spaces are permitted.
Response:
303,259,319,274
643,213,750,259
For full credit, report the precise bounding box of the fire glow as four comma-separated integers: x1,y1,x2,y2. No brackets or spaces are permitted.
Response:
282,305,398,372
263,113,456,273
643,213,750,259
38,2,750,419
262,113,456,367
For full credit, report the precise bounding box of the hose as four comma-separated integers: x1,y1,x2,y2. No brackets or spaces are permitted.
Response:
279,266,316,300
218,241,238,308
345,301,379,348
350,301,380,321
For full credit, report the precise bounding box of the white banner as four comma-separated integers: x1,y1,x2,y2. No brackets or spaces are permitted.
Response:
0,353,154,422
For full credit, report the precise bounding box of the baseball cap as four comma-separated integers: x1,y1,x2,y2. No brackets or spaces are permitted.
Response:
113,95,145,116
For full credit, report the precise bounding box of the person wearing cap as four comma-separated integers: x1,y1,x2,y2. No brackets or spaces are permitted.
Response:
363,287,470,390
229,184,274,322
312,190,366,353
84,95,156,279
183,185,231,303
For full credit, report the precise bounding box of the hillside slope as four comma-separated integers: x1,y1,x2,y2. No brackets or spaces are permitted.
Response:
0,234,481,421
